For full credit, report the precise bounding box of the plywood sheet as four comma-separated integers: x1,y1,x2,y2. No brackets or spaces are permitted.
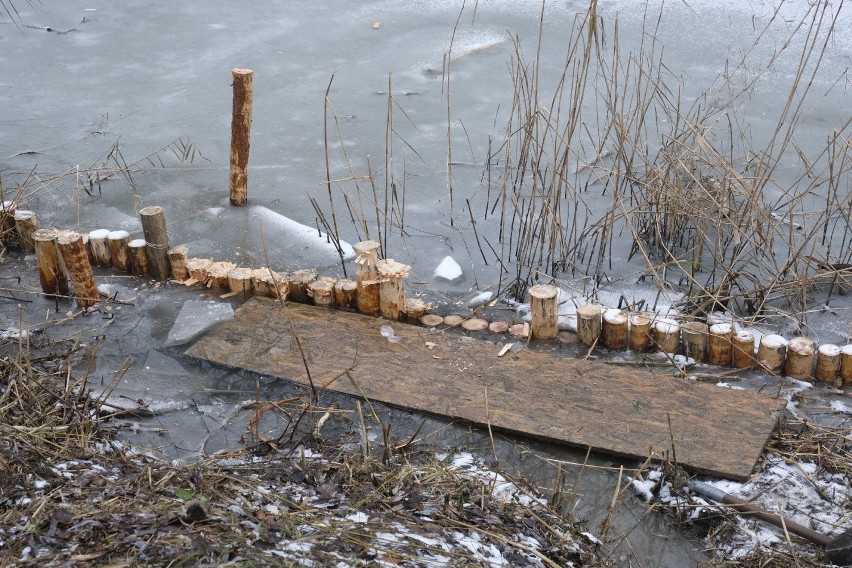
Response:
186,299,785,480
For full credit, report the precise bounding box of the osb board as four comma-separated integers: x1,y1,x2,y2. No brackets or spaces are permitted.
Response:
186,299,785,480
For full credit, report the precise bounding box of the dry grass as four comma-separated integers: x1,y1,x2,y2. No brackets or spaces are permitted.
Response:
0,328,606,567
488,0,852,330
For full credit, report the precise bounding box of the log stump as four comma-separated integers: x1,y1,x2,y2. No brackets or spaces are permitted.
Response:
653,320,680,353
708,323,733,367
757,334,787,374
629,313,651,351
815,344,841,386
107,231,131,272
602,308,628,349
732,331,755,369
529,285,559,340
785,337,815,380
681,322,708,363
576,306,602,348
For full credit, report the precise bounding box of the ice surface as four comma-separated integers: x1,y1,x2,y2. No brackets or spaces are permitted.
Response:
143,350,189,376
164,300,234,346
434,256,462,281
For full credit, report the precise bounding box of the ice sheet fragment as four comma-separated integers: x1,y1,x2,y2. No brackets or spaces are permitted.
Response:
165,300,234,346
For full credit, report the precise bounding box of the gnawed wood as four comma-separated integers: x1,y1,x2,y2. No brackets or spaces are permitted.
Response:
186,299,785,480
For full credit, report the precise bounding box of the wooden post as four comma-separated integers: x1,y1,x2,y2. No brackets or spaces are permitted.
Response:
681,322,708,362
128,239,149,276
378,259,411,320
601,308,628,349
139,206,171,280
785,337,815,380
87,229,111,266
359,279,381,315
14,210,37,252
167,245,189,281
227,267,254,295
106,231,131,272
757,334,787,373
206,261,237,289
56,231,99,308
186,258,213,283
707,323,733,366
732,331,755,369
333,278,357,309
33,229,69,296
815,344,841,386
840,345,852,386
229,67,253,206
629,313,651,351
353,240,381,314
288,268,318,303
576,306,602,347
653,320,680,353
402,298,428,323
309,279,335,307
0,200,17,248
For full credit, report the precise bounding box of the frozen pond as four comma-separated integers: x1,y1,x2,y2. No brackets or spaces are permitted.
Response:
2,1,851,566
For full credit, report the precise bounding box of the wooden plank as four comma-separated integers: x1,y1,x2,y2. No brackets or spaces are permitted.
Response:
185,299,785,480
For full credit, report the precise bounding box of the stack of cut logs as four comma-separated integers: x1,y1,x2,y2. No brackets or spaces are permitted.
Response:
4,201,849,388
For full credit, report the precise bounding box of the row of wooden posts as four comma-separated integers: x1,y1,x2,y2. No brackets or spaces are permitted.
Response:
568,305,851,388
4,197,849,388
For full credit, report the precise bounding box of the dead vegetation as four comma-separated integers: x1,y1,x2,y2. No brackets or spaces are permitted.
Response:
0,329,606,567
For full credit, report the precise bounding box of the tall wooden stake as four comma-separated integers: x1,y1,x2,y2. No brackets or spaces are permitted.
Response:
229,68,254,206
139,206,170,280
56,231,99,308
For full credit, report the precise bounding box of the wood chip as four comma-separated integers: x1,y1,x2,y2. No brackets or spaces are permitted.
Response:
461,318,489,331
444,315,465,326
420,314,444,327
489,321,509,333
497,343,513,357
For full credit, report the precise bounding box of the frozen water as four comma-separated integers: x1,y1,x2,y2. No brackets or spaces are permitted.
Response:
143,350,189,376
164,300,234,346
434,256,462,281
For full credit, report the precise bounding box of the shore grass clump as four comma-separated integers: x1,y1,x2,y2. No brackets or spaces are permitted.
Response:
485,1,852,329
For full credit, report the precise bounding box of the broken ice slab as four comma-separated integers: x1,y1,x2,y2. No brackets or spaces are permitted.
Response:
165,300,234,347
